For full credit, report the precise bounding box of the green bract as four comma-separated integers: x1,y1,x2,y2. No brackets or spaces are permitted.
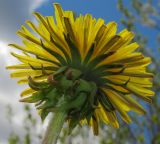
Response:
20,67,105,134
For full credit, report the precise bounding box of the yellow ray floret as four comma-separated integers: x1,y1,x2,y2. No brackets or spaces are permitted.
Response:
7,3,154,135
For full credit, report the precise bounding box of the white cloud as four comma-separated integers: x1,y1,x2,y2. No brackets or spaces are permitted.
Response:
0,0,48,63
0,0,47,42
30,0,48,12
0,42,8,55
0,0,48,142
0,42,16,65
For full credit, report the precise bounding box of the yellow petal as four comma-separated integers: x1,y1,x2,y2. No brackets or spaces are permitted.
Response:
117,109,132,124
54,3,64,30
127,83,155,97
10,52,53,65
102,88,131,111
17,30,41,46
105,111,119,128
93,21,117,56
21,88,36,97
10,70,43,78
17,75,48,84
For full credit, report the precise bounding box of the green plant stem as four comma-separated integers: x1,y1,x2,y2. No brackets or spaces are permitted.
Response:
42,111,67,144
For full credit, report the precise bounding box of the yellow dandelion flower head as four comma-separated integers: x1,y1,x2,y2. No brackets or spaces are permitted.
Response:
7,3,154,135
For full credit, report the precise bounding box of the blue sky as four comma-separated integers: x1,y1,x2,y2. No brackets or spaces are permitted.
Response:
37,0,122,27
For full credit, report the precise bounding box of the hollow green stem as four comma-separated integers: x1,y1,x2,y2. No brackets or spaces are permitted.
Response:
42,111,67,144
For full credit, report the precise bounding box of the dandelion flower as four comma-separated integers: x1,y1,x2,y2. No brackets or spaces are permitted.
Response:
7,3,154,141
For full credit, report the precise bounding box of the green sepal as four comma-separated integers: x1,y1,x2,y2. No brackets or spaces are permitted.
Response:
100,67,125,77
19,92,44,103
50,35,72,65
81,52,116,86
54,66,68,76
75,79,92,95
79,102,93,120
45,88,59,100
89,82,98,108
94,64,124,74
68,98,88,118
34,56,61,67
37,101,56,110
83,42,95,64
86,111,94,125
37,88,63,109
104,84,130,95
64,33,81,67
58,76,73,91
68,118,79,135
86,51,115,68
28,76,50,90
39,109,49,122
103,78,130,87
29,63,59,71
56,92,87,112
69,69,82,81
40,39,67,65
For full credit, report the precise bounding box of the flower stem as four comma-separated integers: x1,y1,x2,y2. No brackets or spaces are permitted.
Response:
42,111,67,144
